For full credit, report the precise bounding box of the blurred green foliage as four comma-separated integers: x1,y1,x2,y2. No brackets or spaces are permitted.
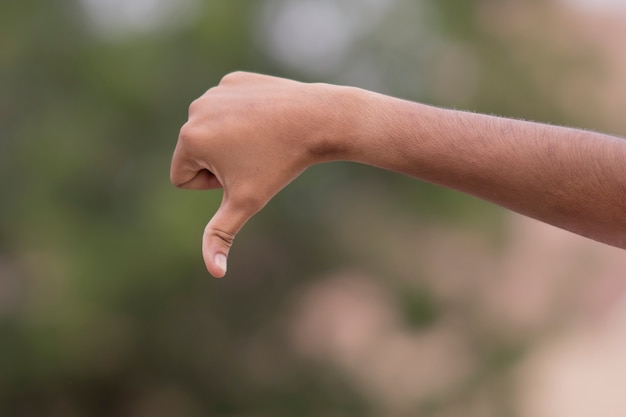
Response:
0,0,598,416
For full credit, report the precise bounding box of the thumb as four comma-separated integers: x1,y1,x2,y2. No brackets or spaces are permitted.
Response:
202,192,259,278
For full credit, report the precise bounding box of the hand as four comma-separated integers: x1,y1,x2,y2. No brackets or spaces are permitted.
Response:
170,72,358,277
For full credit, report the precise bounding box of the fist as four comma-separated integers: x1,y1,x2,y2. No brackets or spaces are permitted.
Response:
170,72,357,277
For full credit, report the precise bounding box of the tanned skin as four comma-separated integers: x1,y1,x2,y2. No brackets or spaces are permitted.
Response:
170,72,626,278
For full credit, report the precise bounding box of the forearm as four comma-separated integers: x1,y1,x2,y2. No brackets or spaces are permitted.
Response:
344,89,626,248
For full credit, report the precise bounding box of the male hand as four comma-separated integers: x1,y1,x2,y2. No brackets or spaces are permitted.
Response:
170,72,357,277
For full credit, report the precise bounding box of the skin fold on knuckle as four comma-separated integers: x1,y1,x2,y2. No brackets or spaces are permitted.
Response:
211,228,236,248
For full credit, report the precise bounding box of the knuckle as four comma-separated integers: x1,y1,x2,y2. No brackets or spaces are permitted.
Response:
178,122,197,145
212,228,236,248
169,161,178,185
220,71,246,85
170,172,184,188
169,161,190,188
188,98,202,116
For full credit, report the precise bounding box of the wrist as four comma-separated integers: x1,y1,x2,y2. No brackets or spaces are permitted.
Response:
303,84,369,165
341,87,429,170
342,89,446,176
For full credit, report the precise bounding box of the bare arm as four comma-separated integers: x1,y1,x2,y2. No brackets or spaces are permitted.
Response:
352,92,626,249
170,72,626,277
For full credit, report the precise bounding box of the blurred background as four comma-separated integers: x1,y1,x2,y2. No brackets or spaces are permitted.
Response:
2,0,626,416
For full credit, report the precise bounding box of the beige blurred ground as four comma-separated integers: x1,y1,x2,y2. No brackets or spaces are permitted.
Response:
287,215,626,416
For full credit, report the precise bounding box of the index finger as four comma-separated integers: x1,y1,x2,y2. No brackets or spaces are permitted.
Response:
170,139,222,190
